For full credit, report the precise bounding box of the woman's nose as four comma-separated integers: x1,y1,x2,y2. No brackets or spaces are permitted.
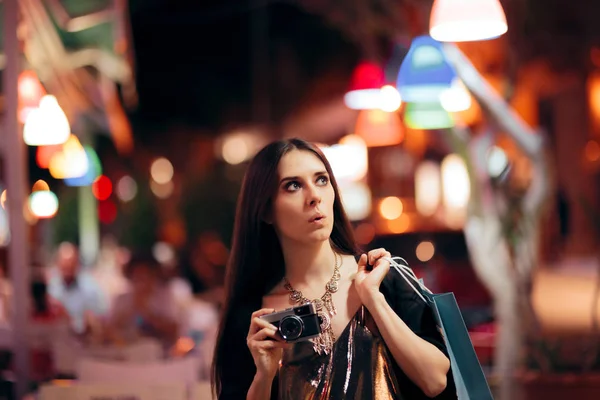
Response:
306,186,322,207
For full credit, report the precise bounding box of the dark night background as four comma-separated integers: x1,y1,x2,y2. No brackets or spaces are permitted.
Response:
127,0,360,139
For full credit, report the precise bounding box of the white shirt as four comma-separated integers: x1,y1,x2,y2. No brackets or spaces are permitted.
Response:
47,269,108,333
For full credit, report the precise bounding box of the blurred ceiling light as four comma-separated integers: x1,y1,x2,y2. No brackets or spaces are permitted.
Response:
28,190,59,219
31,180,50,193
36,144,63,169
92,175,113,201
338,181,372,221
344,61,386,110
416,241,435,262
387,213,411,234
116,176,137,202
150,157,174,184
588,73,600,133
355,109,404,147
18,70,45,124
404,102,454,130
440,79,472,112
430,0,508,42
379,85,402,112
23,95,70,146
441,154,470,227
98,200,118,224
321,135,368,182
49,135,89,179
415,161,441,217
397,36,456,103
152,241,176,266
222,135,249,165
64,147,102,187
379,196,403,220
486,146,510,178
150,180,174,199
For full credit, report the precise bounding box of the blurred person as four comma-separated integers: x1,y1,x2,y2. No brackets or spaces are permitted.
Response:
161,258,194,311
47,242,108,336
106,253,179,348
91,236,130,311
212,139,455,399
183,234,226,308
31,268,69,323
29,271,70,382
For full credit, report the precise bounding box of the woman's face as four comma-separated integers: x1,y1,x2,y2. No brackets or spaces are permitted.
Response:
272,150,336,245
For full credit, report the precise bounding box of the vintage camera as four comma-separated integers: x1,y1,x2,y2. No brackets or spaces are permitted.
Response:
260,303,321,342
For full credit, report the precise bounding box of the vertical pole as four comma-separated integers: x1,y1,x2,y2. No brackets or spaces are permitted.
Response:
78,184,99,267
76,123,99,268
4,0,32,396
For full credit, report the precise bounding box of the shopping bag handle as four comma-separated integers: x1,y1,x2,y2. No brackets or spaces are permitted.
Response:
384,257,432,304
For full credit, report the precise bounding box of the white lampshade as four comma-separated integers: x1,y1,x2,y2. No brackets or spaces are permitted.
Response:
429,0,508,42
23,95,70,146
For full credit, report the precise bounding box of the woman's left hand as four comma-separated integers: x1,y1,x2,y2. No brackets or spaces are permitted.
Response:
354,248,391,306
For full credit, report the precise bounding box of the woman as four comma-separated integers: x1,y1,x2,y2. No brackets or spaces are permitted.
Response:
212,138,455,399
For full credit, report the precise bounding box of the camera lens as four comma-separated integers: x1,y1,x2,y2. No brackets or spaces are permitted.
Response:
279,315,304,341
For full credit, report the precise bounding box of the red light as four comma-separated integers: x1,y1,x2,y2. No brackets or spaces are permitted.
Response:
92,175,113,201
36,144,62,169
348,61,385,92
18,71,45,123
98,200,117,224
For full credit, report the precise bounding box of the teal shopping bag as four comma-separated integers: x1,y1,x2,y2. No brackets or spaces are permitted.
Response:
424,291,494,400
388,257,494,400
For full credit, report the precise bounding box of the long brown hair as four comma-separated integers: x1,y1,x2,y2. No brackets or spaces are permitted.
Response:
211,138,359,397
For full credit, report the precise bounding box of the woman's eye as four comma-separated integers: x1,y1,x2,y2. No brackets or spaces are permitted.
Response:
285,181,301,191
317,176,329,185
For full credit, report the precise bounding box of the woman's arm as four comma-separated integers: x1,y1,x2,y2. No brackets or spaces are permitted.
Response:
247,372,274,400
364,292,450,397
355,249,450,398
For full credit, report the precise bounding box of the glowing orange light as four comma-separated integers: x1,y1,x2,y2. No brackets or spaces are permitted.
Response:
355,109,404,147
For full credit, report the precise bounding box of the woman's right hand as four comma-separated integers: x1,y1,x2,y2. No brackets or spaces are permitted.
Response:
247,308,291,380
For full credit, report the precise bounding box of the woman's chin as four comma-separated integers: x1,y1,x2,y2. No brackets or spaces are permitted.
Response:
305,229,333,243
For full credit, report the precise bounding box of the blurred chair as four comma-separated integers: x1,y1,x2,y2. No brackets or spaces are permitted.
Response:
52,337,164,376
39,382,186,400
85,338,163,362
76,355,200,385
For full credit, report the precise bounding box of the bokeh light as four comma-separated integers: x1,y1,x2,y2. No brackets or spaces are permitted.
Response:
150,157,174,184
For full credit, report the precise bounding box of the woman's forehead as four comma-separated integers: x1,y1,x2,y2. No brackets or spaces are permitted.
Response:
278,150,326,177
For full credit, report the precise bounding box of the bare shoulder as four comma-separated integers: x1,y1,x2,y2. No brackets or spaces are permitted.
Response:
340,254,359,281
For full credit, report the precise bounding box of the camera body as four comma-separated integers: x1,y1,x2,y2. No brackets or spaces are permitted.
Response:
260,303,321,342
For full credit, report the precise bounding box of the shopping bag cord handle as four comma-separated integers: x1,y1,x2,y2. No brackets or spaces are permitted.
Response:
384,257,432,304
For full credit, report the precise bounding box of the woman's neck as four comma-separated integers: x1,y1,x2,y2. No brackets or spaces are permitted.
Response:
281,240,337,289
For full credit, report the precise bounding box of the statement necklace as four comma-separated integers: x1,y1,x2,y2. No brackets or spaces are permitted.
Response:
283,252,341,355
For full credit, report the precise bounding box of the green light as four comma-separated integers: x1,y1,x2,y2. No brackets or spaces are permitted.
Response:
404,102,454,130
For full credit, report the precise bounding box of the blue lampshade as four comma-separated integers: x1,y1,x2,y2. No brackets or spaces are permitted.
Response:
64,146,102,187
396,36,456,103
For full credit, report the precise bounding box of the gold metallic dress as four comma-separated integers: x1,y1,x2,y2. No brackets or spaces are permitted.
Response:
277,305,403,400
